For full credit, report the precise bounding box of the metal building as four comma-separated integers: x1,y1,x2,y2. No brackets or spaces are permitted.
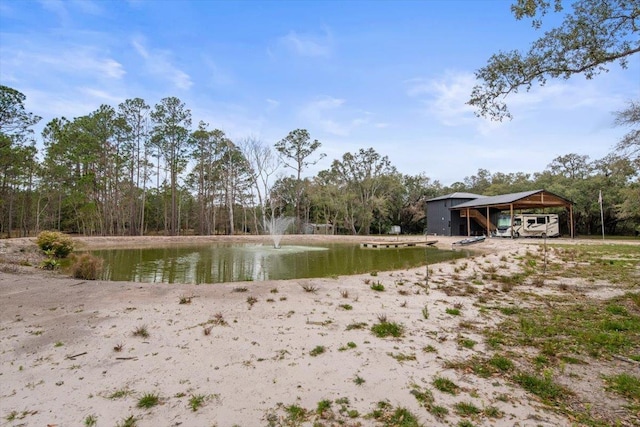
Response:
425,192,484,236
426,189,574,237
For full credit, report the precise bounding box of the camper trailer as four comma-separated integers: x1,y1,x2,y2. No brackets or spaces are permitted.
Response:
495,214,560,238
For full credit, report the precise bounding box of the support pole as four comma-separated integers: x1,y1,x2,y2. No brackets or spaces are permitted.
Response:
486,206,490,237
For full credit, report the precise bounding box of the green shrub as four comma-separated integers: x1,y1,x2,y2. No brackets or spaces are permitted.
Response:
371,321,404,338
70,253,103,280
36,231,74,258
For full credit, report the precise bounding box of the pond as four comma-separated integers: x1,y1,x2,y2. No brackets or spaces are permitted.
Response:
91,243,468,284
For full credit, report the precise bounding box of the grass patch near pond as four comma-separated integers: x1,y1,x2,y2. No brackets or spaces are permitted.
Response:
484,291,640,359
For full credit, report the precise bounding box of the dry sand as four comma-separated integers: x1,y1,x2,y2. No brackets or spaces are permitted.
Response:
0,235,634,426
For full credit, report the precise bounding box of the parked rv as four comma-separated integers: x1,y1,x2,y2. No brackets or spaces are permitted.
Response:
495,214,560,238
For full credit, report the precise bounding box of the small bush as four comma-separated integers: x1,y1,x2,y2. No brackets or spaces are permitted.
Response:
309,345,326,356
70,253,103,280
36,231,74,258
370,281,385,292
371,321,404,338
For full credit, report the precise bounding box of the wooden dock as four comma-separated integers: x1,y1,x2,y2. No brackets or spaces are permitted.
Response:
360,240,438,249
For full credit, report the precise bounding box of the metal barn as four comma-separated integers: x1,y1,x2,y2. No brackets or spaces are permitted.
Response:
426,189,574,237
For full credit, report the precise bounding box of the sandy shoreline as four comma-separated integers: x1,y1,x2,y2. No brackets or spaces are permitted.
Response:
0,235,635,426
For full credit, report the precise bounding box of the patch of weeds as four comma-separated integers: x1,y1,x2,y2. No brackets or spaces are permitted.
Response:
339,304,353,310
446,307,461,316
513,371,569,403
458,336,476,349
210,312,228,326
422,305,429,319
422,344,437,353
433,376,459,395
137,392,160,409
301,284,318,293
454,401,481,416
116,415,137,427
113,343,124,352
388,352,416,362
84,414,97,427
340,289,349,298
604,373,640,401
410,384,448,418
398,288,410,296
369,402,421,426
354,374,366,385
188,394,207,411
179,295,193,304
132,325,149,338
233,286,248,292
483,405,503,418
54,341,64,347
370,281,385,292
246,296,258,308
371,320,404,338
270,287,279,293
109,388,134,399
457,420,475,427
70,253,103,279
370,271,378,276
346,322,368,331
499,306,520,316
284,404,308,422
316,399,332,416
309,345,326,356
203,325,213,336
338,341,357,351
488,354,514,372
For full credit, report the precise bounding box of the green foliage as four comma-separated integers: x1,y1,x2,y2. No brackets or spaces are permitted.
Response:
36,231,74,258
370,281,385,291
470,0,639,121
70,253,103,280
369,401,422,427
116,415,137,427
513,372,569,402
604,373,640,402
132,325,149,338
188,394,207,411
433,376,459,395
84,414,97,427
309,345,326,357
454,401,480,416
137,393,160,409
371,321,404,338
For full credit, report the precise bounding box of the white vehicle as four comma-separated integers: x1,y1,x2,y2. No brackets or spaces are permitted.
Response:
495,214,560,238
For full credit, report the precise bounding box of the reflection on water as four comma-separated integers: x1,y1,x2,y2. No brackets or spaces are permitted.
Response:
92,243,467,284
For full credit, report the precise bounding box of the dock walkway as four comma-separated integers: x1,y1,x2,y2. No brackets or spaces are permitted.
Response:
360,240,438,249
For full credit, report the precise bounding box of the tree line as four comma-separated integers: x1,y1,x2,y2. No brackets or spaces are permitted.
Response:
1,85,638,238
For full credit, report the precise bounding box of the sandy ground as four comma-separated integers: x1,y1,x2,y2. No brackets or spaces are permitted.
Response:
0,235,636,426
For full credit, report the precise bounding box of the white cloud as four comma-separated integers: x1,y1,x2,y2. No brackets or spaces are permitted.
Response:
278,29,332,57
266,98,280,111
0,43,125,81
406,72,478,126
131,36,193,90
300,96,364,136
80,87,125,105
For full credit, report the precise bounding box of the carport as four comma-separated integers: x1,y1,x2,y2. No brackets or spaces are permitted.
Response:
450,189,574,238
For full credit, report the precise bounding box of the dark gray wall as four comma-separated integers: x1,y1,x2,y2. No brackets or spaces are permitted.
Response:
427,197,477,236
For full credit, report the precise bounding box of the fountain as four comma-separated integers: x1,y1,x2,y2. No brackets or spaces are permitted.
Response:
264,216,295,248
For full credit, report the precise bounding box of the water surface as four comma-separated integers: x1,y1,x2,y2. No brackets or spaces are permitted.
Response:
92,243,467,284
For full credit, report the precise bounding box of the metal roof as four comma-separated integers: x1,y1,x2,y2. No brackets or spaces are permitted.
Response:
451,189,572,210
427,192,485,202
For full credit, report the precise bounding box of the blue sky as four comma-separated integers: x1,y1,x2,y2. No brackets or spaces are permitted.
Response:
1,0,638,185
